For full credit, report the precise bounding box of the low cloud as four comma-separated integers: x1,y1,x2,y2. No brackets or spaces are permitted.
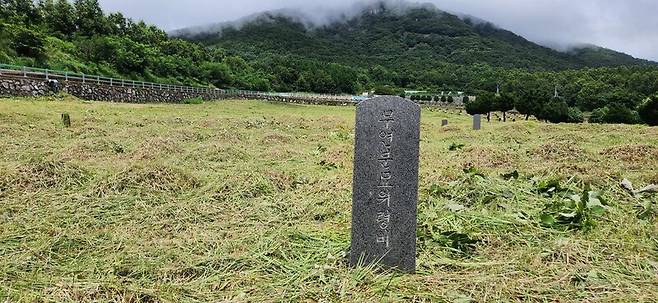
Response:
99,0,658,61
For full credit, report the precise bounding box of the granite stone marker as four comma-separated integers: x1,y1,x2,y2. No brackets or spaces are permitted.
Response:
61,113,71,128
442,119,449,127
473,114,481,130
350,96,421,273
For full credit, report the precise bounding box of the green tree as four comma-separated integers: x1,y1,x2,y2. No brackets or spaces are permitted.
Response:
11,26,45,60
107,12,128,35
37,0,55,29
202,62,233,88
515,91,539,120
589,104,640,124
574,80,613,111
0,0,8,20
638,95,658,126
50,0,76,36
127,21,167,46
465,94,493,119
540,96,569,123
567,107,584,123
373,85,396,96
114,38,152,73
74,0,108,36
603,103,641,124
74,36,117,63
4,0,41,26
589,107,608,124
494,92,515,122
603,89,640,110
476,92,496,121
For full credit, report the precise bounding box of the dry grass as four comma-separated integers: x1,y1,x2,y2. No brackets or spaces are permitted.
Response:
0,96,657,302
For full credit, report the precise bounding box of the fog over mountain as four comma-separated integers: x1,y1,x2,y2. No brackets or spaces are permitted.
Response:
98,0,658,61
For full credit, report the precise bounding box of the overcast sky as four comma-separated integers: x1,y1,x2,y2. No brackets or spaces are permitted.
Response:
98,0,658,61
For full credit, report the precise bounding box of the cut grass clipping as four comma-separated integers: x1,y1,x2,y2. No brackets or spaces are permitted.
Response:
0,96,657,302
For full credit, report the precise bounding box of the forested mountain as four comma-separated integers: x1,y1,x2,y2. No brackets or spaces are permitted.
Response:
566,45,651,68
183,5,652,71
171,2,658,125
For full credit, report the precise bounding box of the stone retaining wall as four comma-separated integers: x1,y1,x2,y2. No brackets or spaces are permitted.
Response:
0,77,225,103
1,76,460,108
0,76,356,106
0,77,51,97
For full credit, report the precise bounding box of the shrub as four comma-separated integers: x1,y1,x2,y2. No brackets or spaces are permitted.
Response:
463,96,469,103
10,26,45,60
447,96,454,103
605,103,641,124
183,97,204,104
373,85,396,95
465,94,491,116
540,97,569,123
467,92,494,116
638,95,658,126
567,107,584,123
590,104,641,124
589,107,608,123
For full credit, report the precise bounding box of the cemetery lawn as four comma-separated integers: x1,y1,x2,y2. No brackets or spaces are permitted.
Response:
1,96,657,302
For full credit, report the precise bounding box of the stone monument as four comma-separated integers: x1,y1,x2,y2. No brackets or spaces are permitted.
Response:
350,96,421,273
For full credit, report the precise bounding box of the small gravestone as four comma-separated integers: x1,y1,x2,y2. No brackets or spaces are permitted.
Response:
473,114,481,130
350,96,421,273
441,119,449,127
61,113,71,128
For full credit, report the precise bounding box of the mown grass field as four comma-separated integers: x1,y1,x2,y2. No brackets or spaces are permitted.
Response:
1,96,657,302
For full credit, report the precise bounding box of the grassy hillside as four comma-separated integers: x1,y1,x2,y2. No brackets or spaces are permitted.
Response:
1,97,656,302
